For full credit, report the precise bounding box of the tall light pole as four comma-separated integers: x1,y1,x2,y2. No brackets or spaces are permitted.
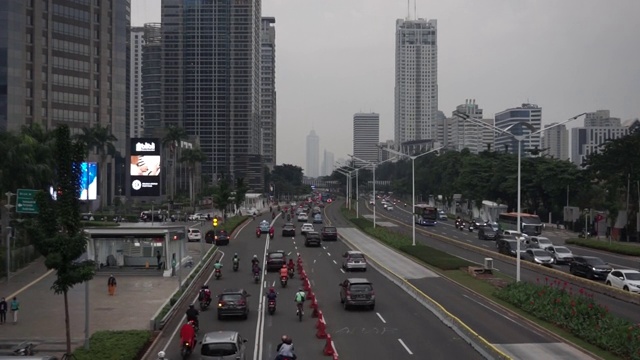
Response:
344,160,376,219
335,168,353,210
382,147,443,246
349,156,397,228
454,110,586,281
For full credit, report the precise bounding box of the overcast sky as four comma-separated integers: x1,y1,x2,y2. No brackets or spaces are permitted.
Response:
132,0,640,169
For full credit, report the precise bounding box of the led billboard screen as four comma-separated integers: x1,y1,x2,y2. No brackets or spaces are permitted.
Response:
49,162,98,200
130,138,161,196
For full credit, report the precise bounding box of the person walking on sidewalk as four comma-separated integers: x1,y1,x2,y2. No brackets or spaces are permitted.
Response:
108,274,117,296
10,297,19,324
0,297,7,324
156,251,162,270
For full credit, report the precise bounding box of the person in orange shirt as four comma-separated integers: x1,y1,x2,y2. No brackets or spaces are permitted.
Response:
279,265,288,280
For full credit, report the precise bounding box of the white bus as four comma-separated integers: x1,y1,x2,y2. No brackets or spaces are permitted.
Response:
497,212,542,236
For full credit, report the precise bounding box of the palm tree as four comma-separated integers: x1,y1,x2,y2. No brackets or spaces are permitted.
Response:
76,124,117,209
234,177,249,213
162,126,188,201
179,148,207,208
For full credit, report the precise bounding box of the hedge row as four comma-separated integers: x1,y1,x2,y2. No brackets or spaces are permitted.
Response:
72,330,152,360
566,238,640,256
342,208,473,270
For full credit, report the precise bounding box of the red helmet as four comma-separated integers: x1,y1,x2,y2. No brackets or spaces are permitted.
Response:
269,287,275,293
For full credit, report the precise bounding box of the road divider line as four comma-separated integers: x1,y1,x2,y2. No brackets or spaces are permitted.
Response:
340,269,345,273
327,252,331,256
376,312,387,323
8,269,54,299
253,229,271,360
398,338,413,355
332,260,337,265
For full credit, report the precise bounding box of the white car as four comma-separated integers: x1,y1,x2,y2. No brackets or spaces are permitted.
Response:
546,246,574,264
187,228,201,242
188,213,203,221
606,269,640,293
369,199,375,205
385,205,394,211
527,236,554,250
297,213,308,222
300,223,314,235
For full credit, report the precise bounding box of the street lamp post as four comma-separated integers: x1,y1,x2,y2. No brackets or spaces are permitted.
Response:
335,169,352,210
340,162,371,218
454,110,587,281
350,156,397,228
382,147,443,246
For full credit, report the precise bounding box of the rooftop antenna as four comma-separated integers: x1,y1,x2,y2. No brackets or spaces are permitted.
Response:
407,0,410,20
414,0,417,20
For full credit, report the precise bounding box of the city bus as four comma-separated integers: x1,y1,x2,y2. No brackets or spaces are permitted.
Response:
414,204,438,226
497,212,542,236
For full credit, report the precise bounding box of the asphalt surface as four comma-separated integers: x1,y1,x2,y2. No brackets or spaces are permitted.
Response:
361,197,640,324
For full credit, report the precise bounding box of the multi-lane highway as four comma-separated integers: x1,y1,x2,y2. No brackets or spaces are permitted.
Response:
156,209,484,360
360,196,640,323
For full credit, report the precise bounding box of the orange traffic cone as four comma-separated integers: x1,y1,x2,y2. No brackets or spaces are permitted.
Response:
323,334,334,355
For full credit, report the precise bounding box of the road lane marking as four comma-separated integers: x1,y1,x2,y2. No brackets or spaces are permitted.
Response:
327,252,331,256
398,339,413,355
340,269,345,273
333,260,337,265
7,269,55,299
313,259,317,264
462,294,520,326
253,229,272,360
376,312,387,323
162,250,225,353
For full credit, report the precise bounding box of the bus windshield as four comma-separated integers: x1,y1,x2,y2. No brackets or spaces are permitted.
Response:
414,205,437,225
498,213,542,236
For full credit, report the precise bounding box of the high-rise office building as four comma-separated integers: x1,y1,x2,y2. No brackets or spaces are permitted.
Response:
494,104,542,156
141,23,162,135
321,150,335,176
394,18,438,147
353,113,380,166
161,0,263,188
448,100,493,154
0,0,130,202
571,110,629,166
542,123,569,160
130,27,145,138
306,130,320,178
260,17,276,170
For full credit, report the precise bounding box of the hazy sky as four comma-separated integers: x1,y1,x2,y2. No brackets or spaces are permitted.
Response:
132,0,640,170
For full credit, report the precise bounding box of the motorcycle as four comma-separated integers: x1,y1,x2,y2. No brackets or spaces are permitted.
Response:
180,339,195,359
280,276,288,288
256,228,261,238
268,299,276,315
199,299,209,311
214,268,222,280
253,271,260,283
456,220,465,231
468,224,474,232
233,261,239,272
11,342,35,356
288,267,294,279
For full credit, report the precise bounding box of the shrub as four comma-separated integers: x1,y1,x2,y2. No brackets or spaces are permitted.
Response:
73,330,152,360
495,279,640,359
81,221,119,227
400,245,473,270
566,238,640,256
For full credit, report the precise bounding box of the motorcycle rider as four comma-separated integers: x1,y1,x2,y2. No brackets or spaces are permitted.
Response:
269,226,275,238
199,285,212,306
252,263,262,279
232,253,240,269
275,335,296,360
157,351,167,360
267,287,278,302
287,259,295,274
279,264,288,280
179,321,197,352
294,288,306,315
251,255,260,268
185,304,199,329
213,259,223,271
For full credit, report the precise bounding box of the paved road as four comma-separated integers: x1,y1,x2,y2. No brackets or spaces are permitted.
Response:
323,202,594,360
359,197,640,324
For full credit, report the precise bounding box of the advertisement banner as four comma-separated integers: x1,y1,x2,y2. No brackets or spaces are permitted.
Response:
79,162,98,200
130,138,161,196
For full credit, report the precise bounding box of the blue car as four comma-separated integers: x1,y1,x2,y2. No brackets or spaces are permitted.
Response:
259,220,271,233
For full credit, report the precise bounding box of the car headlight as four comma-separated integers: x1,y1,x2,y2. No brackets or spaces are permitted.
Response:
635,284,640,289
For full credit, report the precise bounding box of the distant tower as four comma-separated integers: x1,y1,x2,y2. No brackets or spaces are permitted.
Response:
260,17,277,170
306,130,320,178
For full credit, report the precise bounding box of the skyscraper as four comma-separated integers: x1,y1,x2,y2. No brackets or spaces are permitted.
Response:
141,23,162,135
321,150,335,176
130,27,145,138
449,100,492,154
394,18,438,147
542,123,569,160
161,0,263,188
260,17,277,170
306,130,320,178
0,0,130,201
353,113,380,165
571,110,628,166
494,104,542,156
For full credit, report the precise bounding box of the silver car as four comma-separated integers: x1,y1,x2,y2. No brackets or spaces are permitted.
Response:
201,331,247,360
546,246,573,264
523,249,554,266
342,251,367,271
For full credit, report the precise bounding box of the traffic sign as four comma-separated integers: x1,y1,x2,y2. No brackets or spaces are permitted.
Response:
16,189,39,214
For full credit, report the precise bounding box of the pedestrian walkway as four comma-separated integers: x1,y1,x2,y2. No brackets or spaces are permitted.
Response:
0,238,211,357
338,227,439,279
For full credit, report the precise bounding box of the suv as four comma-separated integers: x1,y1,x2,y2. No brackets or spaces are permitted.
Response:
339,278,375,310
213,230,230,245
304,231,322,247
187,228,201,242
321,226,338,241
217,289,250,320
570,256,613,280
201,331,248,360
477,225,498,240
496,238,519,257
342,251,367,272
265,250,286,272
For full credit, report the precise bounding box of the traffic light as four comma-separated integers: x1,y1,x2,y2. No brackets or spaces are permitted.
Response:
213,217,218,227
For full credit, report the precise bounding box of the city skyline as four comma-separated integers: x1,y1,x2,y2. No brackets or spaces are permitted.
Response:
130,0,640,169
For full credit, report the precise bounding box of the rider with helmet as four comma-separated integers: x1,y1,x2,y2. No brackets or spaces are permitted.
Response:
233,253,239,264
279,264,288,280
275,335,295,360
199,284,211,306
267,287,278,301
185,304,199,329
294,288,306,315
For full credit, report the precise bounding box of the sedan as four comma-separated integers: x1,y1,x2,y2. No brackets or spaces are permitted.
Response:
546,246,573,264
282,223,296,237
606,269,640,293
522,249,554,266
300,223,314,235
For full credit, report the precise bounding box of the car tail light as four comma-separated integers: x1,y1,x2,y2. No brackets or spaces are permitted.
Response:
345,290,351,299
218,301,225,307
371,290,375,300
237,300,246,306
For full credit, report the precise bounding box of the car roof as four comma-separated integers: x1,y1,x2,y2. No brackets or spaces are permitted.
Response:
202,330,239,344
346,278,371,284
306,231,320,236
323,226,336,229
302,223,313,226
268,249,285,254
617,269,640,274
219,288,246,295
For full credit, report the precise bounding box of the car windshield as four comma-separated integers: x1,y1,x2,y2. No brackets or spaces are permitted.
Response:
625,272,640,281
201,342,238,357
555,247,570,254
349,253,364,259
220,294,243,301
324,227,336,232
586,257,606,265
538,238,552,244
284,225,294,229
269,253,284,259
191,229,200,234
532,250,549,256
349,284,372,292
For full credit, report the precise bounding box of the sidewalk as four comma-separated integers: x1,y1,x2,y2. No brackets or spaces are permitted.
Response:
0,228,211,357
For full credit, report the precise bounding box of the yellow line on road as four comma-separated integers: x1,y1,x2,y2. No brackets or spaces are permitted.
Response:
8,269,55,299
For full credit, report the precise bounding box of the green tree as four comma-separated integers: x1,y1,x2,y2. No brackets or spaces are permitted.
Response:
28,125,95,356
162,126,188,201
233,177,249,211
76,124,117,209
212,178,233,218
179,147,207,208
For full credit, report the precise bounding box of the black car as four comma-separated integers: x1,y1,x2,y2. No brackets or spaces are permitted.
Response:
265,250,286,272
217,288,250,320
477,225,498,240
496,238,519,257
282,223,296,237
339,278,375,310
304,231,322,247
569,256,613,280
205,230,229,245
320,226,338,241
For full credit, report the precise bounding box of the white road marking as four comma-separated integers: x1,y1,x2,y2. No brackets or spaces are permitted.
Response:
376,312,387,323
462,295,522,327
313,259,317,264
327,252,331,256
340,268,345,273
253,229,272,360
398,339,413,355
7,269,54,299
333,260,337,265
